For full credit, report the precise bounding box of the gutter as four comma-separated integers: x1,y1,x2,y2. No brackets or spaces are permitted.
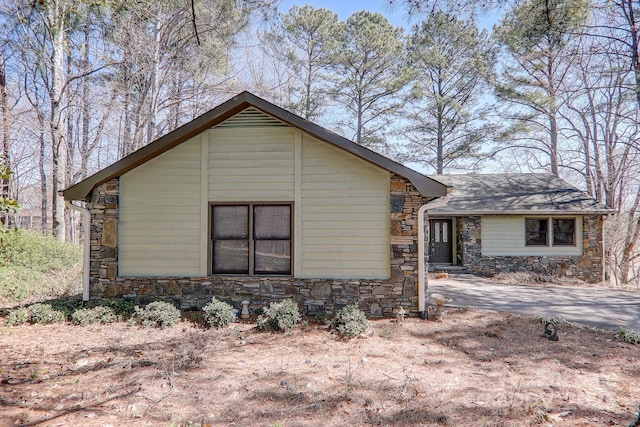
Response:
417,189,451,318
65,200,91,302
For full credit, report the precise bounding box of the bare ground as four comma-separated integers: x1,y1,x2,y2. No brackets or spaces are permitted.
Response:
1,309,639,427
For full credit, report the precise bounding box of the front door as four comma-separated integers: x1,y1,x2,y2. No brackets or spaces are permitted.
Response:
430,219,452,263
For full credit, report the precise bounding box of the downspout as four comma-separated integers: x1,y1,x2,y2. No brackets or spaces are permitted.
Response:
65,200,91,301
418,189,451,318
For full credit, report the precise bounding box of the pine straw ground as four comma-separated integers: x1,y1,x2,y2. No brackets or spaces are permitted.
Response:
0,309,639,427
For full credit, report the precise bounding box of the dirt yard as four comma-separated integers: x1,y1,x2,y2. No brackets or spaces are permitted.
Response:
1,309,639,427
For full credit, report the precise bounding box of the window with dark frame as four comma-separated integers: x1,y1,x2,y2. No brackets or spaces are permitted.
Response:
525,218,548,246
211,204,291,275
553,218,575,246
525,217,576,247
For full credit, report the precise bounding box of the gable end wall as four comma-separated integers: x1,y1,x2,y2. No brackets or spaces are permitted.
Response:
87,174,429,317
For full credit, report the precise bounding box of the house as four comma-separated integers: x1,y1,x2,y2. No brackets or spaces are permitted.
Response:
63,92,611,317
424,173,613,282
63,91,449,318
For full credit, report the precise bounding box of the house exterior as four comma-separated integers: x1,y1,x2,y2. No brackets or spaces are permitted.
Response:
63,92,449,317
63,92,612,317
424,174,613,282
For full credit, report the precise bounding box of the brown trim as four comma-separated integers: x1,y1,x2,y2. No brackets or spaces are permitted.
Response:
64,91,449,201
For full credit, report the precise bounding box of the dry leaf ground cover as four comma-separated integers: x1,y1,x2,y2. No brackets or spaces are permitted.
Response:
1,309,639,427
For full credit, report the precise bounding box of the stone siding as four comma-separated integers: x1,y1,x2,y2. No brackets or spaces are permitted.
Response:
458,216,605,283
87,175,430,317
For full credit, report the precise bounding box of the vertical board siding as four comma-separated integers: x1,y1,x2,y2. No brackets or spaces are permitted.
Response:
300,134,390,278
482,215,583,256
119,137,202,276
207,127,296,201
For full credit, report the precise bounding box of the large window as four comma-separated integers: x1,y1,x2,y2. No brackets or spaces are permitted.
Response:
211,204,291,275
525,217,575,247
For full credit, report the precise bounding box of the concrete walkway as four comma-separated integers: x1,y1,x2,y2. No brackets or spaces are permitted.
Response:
428,274,640,331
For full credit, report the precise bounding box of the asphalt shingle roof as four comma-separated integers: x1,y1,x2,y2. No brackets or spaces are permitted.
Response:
426,173,613,215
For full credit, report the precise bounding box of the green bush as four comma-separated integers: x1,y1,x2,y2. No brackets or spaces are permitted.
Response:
0,230,81,272
616,327,640,345
202,297,236,329
27,303,66,324
133,301,181,328
332,304,369,339
72,306,117,325
0,231,82,302
6,306,29,326
93,299,135,317
256,299,300,333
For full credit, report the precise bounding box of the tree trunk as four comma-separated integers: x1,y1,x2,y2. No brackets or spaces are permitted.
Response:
0,49,11,200
49,2,67,240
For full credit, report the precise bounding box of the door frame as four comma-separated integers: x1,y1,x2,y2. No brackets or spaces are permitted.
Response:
428,218,455,264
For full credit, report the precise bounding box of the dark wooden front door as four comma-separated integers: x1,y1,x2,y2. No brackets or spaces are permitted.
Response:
430,219,452,263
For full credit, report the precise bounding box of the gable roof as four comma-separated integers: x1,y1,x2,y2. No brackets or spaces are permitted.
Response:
426,173,613,215
63,91,449,201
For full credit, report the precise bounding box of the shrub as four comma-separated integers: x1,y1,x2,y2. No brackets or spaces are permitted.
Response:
202,297,236,329
72,306,117,325
133,301,181,328
6,306,29,326
332,304,369,339
0,231,82,302
615,327,640,345
256,299,300,333
28,303,66,324
94,299,135,317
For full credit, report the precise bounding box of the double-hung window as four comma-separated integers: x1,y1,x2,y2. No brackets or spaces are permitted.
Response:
211,204,291,275
525,217,575,247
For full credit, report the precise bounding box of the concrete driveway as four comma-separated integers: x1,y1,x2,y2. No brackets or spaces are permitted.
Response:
428,274,640,331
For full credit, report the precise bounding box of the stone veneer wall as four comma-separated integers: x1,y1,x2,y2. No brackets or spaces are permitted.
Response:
87,174,431,317
458,215,605,283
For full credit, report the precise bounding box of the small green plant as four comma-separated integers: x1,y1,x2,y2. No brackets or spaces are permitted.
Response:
94,299,135,317
332,304,370,339
202,297,236,329
133,301,181,328
6,306,29,326
257,299,301,333
28,303,66,324
72,306,117,325
615,327,640,345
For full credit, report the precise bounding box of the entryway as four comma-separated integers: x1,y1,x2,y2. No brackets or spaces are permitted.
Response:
429,219,452,263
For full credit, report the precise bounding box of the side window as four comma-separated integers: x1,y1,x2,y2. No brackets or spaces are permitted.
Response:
553,218,575,246
525,218,548,246
212,205,249,274
253,205,291,274
211,204,291,275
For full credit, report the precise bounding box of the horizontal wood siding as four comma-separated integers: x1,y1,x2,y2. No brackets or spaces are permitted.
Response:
208,127,295,201
482,215,583,256
119,137,202,276
300,135,390,278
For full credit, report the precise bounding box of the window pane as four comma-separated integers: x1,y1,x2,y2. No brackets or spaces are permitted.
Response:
553,219,575,246
442,222,448,243
255,240,291,274
434,222,440,243
212,206,248,239
213,240,248,274
254,205,291,239
526,219,548,246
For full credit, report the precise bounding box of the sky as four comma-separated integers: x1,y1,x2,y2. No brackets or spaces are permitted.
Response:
275,0,501,31
276,0,416,28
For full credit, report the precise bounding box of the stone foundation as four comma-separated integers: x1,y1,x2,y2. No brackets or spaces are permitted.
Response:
88,175,430,317
458,216,605,283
